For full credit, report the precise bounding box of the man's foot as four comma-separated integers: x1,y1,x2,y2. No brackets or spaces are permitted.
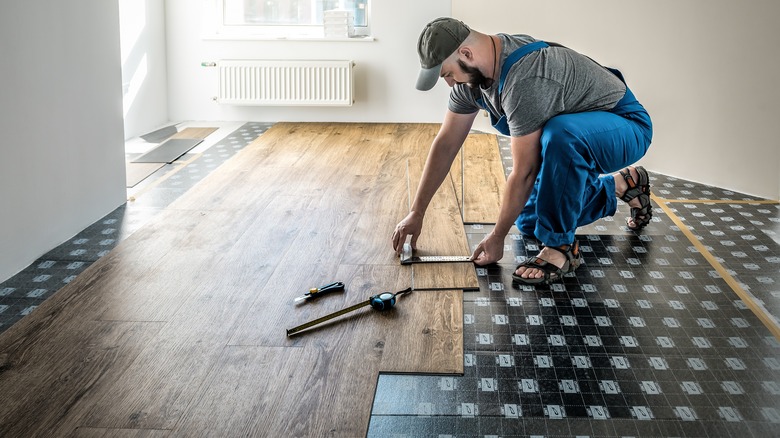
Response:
614,166,652,230
514,246,567,280
512,242,582,285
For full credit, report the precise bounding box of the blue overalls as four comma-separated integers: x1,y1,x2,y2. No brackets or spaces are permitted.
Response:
478,41,653,246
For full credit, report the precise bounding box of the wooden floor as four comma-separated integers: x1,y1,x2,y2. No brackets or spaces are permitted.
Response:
0,123,504,437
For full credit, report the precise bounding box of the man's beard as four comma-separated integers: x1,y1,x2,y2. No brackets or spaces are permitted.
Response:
457,59,494,89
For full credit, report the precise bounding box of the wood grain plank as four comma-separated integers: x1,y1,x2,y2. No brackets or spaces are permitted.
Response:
181,265,437,437
0,321,164,437
464,133,505,223
411,263,479,291
80,237,292,429
405,155,479,289
170,346,315,437
341,170,409,266
379,289,463,374
0,123,471,437
0,213,205,339
171,340,383,438
238,122,338,169
169,127,218,140
407,156,471,255
230,263,412,347
97,209,261,322
449,133,505,224
275,175,375,271
71,428,170,438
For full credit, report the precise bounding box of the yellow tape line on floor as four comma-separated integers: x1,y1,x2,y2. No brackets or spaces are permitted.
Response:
657,198,779,205
651,194,780,340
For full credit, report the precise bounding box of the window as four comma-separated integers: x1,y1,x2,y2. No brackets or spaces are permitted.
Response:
205,0,371,39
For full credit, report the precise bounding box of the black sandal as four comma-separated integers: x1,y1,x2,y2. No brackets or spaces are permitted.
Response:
619,166,652,230
512,241,582,285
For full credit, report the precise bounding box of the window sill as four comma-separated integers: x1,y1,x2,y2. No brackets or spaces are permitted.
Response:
202,34,375,42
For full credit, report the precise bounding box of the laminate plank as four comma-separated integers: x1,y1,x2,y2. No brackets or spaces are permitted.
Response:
0,321,164,437
170,126,354,213
82,185,373,429
80,245,291,429
379,289,463,374
170,346,315,437
230,263,412,347
169,127,218,140
412,263,479,291
71,428,170,438
332,124,435,266
171,340,383,438
405,156,479,290
97,210,262,322
407,156,471,255
131,139,202,164
334,123,403,177
449,133,505,224
80,276,266,429
341,170,409,266
275,175,375,271
0,123,471,437
183,265,442,437
0,219,197,339
170,164,324,213
238,122,339,169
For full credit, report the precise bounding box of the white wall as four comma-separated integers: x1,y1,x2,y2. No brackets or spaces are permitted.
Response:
165,0,452,123
120,0,170,140
0,1,127,282
454,0,780,200
167,0,779,199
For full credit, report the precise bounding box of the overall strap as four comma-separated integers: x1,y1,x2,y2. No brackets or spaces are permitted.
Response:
498,41,549,95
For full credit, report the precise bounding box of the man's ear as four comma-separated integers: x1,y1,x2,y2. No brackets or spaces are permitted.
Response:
458,46,473,61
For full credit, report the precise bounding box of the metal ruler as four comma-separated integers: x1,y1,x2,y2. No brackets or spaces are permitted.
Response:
400,243,472,265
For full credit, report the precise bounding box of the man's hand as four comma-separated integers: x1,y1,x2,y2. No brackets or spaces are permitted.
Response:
470,232,505,265
392,211,423,255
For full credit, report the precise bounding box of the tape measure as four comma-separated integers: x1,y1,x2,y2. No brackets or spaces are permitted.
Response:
286,287,412,336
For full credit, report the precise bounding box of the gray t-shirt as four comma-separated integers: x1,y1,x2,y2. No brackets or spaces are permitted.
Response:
449,34,626,137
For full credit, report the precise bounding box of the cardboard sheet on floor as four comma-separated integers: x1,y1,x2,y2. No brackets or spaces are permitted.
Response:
140,124,178,143
125,162,165,187
131,138,203,164
170,127,219,140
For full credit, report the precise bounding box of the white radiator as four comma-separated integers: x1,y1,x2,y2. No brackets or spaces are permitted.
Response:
216,60,354,106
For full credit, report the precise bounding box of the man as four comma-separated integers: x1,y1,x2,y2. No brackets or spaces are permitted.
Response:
391,17,653,285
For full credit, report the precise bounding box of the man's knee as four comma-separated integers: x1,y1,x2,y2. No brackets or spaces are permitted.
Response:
540,116,588,159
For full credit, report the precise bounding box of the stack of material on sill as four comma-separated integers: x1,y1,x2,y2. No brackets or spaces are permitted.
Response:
324,9,354,38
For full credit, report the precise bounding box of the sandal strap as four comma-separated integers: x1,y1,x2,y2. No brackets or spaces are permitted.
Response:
521,256,560,271
542,241,581,272
516,256,564,279
630,205,652,220
619,167,651,204
619,166,654,230
546,240,580,262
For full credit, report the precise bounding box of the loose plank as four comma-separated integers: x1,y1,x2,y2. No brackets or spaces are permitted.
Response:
170,127,218,140
449,133,505,224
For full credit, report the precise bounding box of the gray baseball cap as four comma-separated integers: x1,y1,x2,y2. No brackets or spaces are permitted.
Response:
416,17,471,91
